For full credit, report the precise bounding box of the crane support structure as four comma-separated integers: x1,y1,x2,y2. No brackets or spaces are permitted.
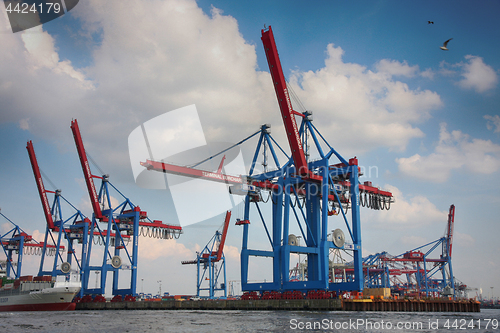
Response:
182,211,231,299
237,26,392,294
27,140,89,293
70,119,181,297
142,26,393,295
0,210,60,279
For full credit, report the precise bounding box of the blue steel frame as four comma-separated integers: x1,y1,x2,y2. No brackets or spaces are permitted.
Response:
363,252,391,288
240,115,364,293
400,238,455,298
37,190,89,296
0,211,27,279
82,176,140,297
193,230,227,299
363,238,455,298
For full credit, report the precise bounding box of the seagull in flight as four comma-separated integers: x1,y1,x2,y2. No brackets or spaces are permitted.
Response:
440,38,453,51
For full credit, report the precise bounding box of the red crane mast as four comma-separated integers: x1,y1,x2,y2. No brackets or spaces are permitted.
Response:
216,210,231,261
261,26,321,182
26,140,55,230
446,204,455,258
70,119,103,220
181,211,231,298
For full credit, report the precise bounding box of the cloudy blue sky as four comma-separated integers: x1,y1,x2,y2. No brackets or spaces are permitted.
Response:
0,0,499,297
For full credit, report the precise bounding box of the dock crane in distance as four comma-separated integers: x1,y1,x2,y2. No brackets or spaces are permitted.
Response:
70,119,182,298
27,140,90,290
363,205,457,298
0,210,60,279
181,211,231,299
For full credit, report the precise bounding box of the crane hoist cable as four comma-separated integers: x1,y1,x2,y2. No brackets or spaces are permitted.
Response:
286,80,307,113
234,198,246,220
260,190,271,203
86,150,106,176
39,168,59,192
190,129,261,169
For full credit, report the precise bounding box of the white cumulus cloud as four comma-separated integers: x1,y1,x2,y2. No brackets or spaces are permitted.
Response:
400,235,428,247
485,114,500,133
375,59,420,78
288,44,443,153
365,184,447,229
0,0,447,179
19,118,30,130
138,237,192,261
454,232,475,248
396,123,500,182
457,55,498,93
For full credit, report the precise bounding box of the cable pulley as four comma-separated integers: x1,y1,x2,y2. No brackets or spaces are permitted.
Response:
137,226,179,239
359,191,391,211
332,229,345,248
111,255,122,269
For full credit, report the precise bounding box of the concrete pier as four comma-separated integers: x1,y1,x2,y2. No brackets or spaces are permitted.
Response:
342,299,480,312
76,298,479,312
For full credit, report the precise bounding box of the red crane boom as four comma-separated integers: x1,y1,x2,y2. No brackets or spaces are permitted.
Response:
71,120,181,233
216,211,231,261
26,140,55,230
70,119,103,220
141,159,243,185
261,26,321,181
181,211,231,265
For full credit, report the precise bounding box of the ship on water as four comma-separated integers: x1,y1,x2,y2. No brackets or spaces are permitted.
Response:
0,275,80,312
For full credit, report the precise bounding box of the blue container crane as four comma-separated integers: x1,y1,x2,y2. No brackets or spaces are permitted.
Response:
70,119,182,297
141,26,394,295
236,26,393,293
362,205,456,298
182,211,231,299
0,210,59,279
27,140,90,294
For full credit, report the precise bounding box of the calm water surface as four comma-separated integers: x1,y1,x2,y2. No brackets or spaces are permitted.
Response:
0,309,498,332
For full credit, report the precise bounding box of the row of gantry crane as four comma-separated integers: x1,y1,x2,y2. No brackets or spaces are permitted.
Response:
1,119,182,300
1,26,459,301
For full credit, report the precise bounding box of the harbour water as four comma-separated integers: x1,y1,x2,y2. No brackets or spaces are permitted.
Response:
0,308,498,332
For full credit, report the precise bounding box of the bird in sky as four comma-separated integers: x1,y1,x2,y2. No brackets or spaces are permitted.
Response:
428,21,434,24
440,38,453,50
